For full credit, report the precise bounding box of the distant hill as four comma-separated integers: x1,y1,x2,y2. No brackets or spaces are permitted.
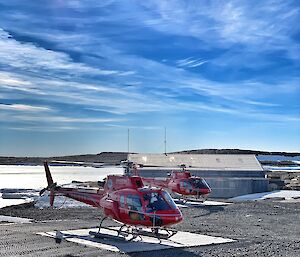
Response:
172,149,300,157
1,149,299,165
0,152,129,165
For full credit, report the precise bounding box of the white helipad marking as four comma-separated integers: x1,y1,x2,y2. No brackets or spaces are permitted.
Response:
37,227,235,253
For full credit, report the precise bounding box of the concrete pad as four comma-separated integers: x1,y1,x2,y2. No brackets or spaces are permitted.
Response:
203,200,232,206
37,227,235,253
175,199,232,208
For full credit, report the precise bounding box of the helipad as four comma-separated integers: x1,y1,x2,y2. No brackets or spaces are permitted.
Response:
37,227,235,253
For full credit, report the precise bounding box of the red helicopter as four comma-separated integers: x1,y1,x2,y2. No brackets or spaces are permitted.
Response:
40,162,183,240
140,165,211,202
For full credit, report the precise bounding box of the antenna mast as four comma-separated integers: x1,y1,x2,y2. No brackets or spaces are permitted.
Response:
164,127,167,155
127,128,130,154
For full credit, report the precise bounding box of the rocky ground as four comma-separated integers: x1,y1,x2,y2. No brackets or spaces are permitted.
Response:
0,200,299,257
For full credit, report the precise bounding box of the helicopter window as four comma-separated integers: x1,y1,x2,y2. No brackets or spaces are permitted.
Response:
120,195,125,208
180,181,192,189
136,180,142,187
107,179,113,189
126,195,142,212
191,178,209,188
161,191,177,210
144,192,172,212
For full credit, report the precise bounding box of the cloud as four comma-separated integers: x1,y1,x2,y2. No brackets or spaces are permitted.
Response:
0,72,31,86
11,115,123,123
0,103,52,112
106,124,161,130
0,29,124,77
8,126,77,132
0,1,299,131
141,1,299,47
176,57,208,68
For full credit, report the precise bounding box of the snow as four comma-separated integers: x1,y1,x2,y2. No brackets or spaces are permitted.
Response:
0,188,94,209
0,215,33,223
230,190,300,202
174,199,231,208
0,165,123,189
0,192,34,208
0,165,123,209
35,193,91,209
263,165,300,172
257,155,300,162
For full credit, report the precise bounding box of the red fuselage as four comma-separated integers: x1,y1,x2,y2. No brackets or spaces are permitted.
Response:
49,174,183,227
143,171,211,197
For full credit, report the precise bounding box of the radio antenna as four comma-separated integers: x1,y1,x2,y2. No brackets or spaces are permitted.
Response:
164,127,167,156
127,128,130,154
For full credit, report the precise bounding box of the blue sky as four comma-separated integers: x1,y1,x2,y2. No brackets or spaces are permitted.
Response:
0,0,299,156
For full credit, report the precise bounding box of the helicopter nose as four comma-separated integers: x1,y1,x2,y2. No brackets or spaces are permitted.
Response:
193,187,211,195
200,188,211,194
153,211,183,226
150,216,163,226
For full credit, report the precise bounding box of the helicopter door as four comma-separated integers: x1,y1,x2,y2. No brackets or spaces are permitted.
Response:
180,181,193,193
126,195,144,221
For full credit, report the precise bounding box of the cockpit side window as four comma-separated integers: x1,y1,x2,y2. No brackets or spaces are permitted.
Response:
192,178,209,188
180,180,192,189
144,192,172,212
120,195,125,208
161,191,177,209
126,194,142,212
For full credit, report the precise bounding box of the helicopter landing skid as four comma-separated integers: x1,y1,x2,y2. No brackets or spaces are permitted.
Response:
132,227,177,240
89,230,127,241
177,196,207,204
89,217,178,242
89,217,139,241
89,227,177,242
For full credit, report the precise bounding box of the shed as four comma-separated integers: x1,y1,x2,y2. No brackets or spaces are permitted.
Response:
128,153,268,198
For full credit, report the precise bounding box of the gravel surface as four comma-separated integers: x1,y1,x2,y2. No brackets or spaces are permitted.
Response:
0,200,299,257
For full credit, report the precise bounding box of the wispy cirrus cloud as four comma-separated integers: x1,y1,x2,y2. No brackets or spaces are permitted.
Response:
0,103,51,112
8,126,77,132
141,1,299,48
0,0,299,154
11,115,123,123
176,57,208,68
0,29,130,77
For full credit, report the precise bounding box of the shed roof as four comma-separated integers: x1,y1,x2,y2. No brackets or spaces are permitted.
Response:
128,154,263,171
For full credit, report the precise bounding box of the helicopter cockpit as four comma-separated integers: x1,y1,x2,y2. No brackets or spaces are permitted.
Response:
179,180,193,190
143,190,177,212
190,178,210,189
179,178,211,194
